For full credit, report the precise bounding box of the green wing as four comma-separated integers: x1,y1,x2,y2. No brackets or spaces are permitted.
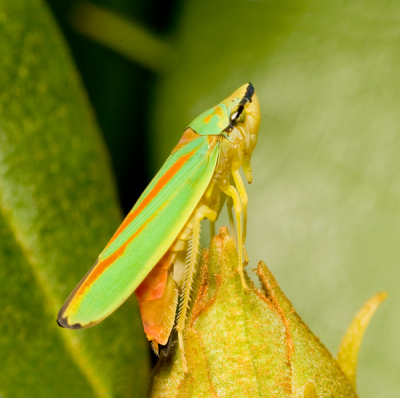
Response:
58,136,219,328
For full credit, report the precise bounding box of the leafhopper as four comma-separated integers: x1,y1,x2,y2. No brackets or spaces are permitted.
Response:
58,83,260,371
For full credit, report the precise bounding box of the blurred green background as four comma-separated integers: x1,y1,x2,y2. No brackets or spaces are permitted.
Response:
0,0,399,397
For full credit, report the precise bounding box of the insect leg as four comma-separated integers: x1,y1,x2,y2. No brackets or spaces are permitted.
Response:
241,156,253,184
210,221,216,240
218,181,248,291
232,169,249,265
226,196,238,246
176,205,217,372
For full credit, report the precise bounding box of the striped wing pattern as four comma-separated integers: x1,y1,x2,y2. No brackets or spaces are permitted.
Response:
58,136,219,328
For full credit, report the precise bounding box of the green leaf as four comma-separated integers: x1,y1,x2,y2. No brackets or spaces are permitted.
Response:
0,1,150,397
151,228,356,397
69,3,172,73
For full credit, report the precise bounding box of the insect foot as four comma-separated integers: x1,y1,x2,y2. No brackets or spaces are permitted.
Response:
151,227,385,397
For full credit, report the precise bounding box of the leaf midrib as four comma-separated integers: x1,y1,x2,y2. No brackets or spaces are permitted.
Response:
0,201,112,398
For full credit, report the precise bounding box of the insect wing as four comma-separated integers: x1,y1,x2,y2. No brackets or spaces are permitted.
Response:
58,136,219,328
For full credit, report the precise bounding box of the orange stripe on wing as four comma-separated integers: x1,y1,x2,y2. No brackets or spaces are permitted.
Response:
105,148,197,248
76,213,156,298
73,147,198,298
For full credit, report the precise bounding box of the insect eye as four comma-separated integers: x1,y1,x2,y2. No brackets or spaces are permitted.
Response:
230,105,246,124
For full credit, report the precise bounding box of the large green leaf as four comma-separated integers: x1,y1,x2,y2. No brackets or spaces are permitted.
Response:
150,1,399,397
0,1,149,397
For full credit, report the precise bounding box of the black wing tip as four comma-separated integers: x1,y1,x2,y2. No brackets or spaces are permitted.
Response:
57,314,84,330
57,318,66,328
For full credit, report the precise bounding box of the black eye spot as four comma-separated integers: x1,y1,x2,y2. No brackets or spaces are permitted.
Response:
230,111,239,121
224,105,246,133
230,105,244,123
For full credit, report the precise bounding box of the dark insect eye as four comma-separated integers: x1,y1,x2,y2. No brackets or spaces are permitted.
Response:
230,105,246,124
224,104,247,134
230,111,239,121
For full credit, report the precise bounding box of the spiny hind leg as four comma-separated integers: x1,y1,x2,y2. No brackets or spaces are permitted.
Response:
218,181,248,291
176,204,217,372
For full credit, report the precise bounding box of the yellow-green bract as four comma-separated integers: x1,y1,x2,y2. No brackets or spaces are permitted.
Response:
58,83,261,372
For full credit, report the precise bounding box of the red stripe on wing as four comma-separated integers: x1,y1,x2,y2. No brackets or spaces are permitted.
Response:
74,148,198,297
76,213,157,298
105,148,197,249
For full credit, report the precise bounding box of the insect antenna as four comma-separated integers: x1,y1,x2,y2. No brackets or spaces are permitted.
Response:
255,111,284,123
